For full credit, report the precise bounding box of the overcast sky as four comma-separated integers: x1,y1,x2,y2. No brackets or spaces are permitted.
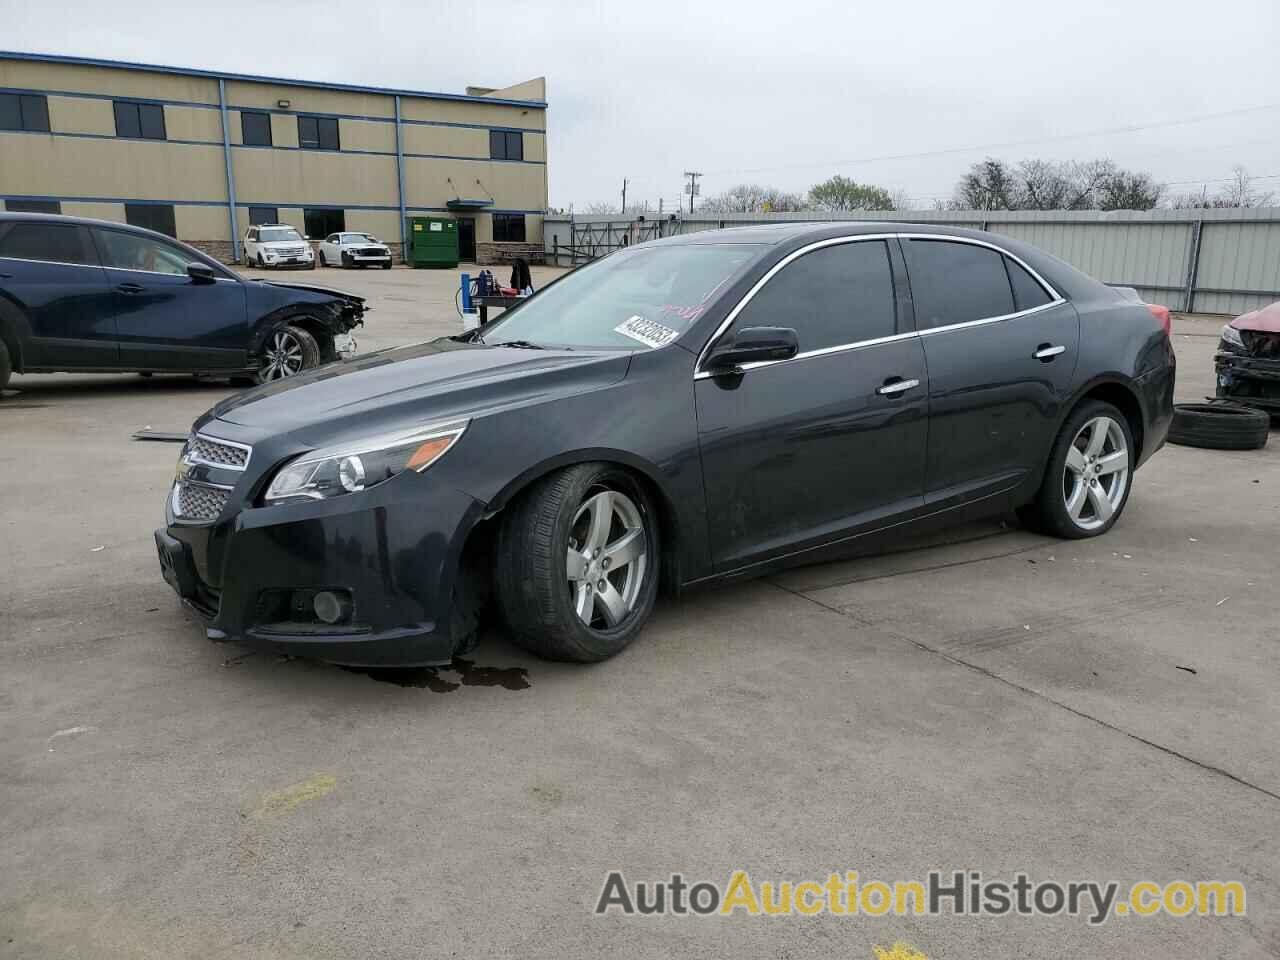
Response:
6,0,1279,210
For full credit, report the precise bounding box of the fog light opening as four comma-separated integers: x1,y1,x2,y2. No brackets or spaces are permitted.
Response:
313,590,352,625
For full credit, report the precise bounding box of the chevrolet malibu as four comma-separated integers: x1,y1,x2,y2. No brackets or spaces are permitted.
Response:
156,223,1175,666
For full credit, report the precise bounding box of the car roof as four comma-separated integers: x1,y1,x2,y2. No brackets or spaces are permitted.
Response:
645,219,1008,246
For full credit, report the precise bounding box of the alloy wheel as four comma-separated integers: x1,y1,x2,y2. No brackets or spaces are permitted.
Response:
260,331,306,381
565,488,648,629
1062,415,1129,532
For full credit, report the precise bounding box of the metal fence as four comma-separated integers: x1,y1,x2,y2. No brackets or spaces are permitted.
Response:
544,208,1280,315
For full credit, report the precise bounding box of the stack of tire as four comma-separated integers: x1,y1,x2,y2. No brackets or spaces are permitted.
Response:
1168,402,1269,450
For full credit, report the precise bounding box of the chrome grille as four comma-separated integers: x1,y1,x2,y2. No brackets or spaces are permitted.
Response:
277,245,307,256
187,434,250,469
174,482,229,522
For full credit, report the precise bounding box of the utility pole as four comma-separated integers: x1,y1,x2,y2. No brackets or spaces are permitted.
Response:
621,178,628,216
684,171,702,214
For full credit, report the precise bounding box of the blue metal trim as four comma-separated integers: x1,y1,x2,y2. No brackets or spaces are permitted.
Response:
218,79,240,262
0,50,548,108
1,193,547,216
403,152,544,165
394,95,407,259
0,128,221,147
400,118,546,133
0,84,218,109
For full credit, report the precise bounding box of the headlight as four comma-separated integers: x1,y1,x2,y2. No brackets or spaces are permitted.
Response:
263,420,468,504
1220,324,1246,351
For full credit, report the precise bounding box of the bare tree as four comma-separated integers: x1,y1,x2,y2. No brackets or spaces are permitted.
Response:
1169,167,1275,209
953,157,1160,210
583,202,618,215
1218,166,1275,208
700,183,805,214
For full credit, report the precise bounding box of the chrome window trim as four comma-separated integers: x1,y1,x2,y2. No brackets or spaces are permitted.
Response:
0,254,97,269
185,432,253,471
693,231,1065,380
102,264,239,282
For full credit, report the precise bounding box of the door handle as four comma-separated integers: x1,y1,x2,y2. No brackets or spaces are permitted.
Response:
1034,344,1066,361
877,377,920,396
116,282,145,294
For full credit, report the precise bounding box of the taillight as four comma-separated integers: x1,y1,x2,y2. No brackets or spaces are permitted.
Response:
1147,303,1171,336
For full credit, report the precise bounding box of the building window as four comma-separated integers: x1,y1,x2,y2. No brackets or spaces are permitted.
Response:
5,198,61,214
489,130,523,161
492,214,526,243
241,111,273,147
248,206,279,225
303,208,345,239
0,93,51,133
125,203,178,239
298,115,340,151
114,100,167,140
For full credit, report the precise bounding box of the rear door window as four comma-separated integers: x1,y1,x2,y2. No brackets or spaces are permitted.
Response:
1004,256,1054,311
902,239,1015,329
731,240,897,352
0,222,96,265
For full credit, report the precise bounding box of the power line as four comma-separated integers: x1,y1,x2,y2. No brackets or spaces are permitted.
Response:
703,102,1280,178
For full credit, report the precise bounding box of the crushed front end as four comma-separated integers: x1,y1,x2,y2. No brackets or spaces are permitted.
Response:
1215,305,1280,412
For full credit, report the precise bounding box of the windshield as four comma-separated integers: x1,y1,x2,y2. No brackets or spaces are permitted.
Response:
260,228,303,243
343,233,377,243
482,243,759,350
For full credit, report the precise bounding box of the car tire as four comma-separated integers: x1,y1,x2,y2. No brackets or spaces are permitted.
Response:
1167,402,1269,450
382,261,392,270
257,253,267,269
309,256,317,271
319,251,327,267
255,324,321,383
496,463,660,662
0,337,11,393
341,252,352,269
1017,400,1135,540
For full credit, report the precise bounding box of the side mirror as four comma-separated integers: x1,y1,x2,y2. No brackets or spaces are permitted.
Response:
706,326,799,371
187,262,216,284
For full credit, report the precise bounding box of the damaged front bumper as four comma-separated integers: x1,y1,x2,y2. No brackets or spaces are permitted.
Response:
1215,352,1280,411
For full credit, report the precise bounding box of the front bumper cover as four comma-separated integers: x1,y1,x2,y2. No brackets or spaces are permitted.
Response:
158,463,485,667
1215,351,1280,410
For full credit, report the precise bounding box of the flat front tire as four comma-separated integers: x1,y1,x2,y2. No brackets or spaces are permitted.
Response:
1018,399,1134,539
496,464,660,662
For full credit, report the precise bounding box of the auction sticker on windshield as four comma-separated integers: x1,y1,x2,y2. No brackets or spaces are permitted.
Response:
614,315,680,349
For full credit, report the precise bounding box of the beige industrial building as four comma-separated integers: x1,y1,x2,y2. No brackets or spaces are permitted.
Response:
0,51,548,264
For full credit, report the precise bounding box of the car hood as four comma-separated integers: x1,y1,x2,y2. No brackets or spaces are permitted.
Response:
1232,301,1280,333
255,280,365,306
209,339,631,438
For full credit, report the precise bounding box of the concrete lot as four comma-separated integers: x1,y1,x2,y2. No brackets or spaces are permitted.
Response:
2,265,1277,959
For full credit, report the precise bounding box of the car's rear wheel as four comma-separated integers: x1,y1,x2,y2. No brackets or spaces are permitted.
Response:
255,325,320,383
496,464,659,662
1018,400,1134,539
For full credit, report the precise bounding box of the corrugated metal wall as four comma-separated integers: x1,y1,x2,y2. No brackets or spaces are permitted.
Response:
544,208,1280,315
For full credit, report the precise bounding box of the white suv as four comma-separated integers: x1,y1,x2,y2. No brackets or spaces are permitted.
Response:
318,232,393,269
243,224,316,270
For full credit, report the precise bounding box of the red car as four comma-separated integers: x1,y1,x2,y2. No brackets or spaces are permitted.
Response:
1216,301,1280,412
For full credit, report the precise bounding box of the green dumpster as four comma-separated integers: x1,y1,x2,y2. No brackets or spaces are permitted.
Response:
406,216,459,268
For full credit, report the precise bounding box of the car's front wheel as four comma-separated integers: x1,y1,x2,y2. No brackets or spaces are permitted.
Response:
1019,400,1134,539
319,250,327,267
496,464,660,662
255,325,320,383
